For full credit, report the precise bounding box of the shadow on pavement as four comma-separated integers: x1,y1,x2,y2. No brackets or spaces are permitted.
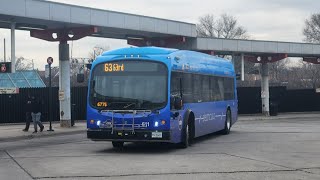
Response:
96,131,231,154
96,142,178,154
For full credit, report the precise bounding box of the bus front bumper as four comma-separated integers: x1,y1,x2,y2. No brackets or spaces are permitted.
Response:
87,129,171,142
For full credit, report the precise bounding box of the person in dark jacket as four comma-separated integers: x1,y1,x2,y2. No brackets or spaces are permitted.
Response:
22,94,32,131
31,96,44,133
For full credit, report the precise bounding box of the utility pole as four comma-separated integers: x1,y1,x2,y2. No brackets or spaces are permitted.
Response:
47,57,54,132
4,38,6,62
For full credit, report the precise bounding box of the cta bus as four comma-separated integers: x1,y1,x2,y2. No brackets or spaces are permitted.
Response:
86,47,238,148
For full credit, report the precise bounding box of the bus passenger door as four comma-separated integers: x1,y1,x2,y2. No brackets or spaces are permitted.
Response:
170,72,185,143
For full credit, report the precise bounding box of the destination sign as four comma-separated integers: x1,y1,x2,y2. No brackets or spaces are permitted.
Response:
104,63,124,72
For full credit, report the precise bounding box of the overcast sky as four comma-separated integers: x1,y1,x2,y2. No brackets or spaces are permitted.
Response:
0,0,319,70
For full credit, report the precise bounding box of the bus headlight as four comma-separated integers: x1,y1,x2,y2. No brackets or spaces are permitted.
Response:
154,121,159,127
97,120,101,126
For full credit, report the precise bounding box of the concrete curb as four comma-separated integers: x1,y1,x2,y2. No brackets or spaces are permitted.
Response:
0,129,86,143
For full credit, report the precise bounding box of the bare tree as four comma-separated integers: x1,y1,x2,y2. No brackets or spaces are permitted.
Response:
197,13,254,86
299,62,320,89
303,13,320,43
282,60,320,89
88,45,110,60
197,14,249,39
70,58,91,86
14,57,34,71
269,58,289,83
302,13,320,89
63,45,110,86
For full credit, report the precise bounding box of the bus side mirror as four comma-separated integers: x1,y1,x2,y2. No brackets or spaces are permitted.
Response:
77,74,85,83
86,63,92,70
236,74,241,80
174,97,183,110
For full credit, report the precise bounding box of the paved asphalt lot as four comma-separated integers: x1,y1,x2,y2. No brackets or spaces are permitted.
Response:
0,117,319,180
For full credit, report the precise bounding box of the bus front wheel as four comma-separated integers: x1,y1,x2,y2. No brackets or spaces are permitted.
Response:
179,124,190,148
221,109,231,135
112,141,124,148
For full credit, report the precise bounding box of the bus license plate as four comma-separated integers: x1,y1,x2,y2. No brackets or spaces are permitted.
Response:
151,132,162,138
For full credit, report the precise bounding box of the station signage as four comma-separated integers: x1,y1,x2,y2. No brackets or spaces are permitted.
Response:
47,57,53,65
0,62,11,73
0,88,19,94
59,90,65,100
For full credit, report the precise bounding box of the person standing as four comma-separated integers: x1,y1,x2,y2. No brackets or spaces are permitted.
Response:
31,96,44,133
22,94,32,132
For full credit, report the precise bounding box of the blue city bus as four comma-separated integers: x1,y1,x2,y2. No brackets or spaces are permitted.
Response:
86,46,238,148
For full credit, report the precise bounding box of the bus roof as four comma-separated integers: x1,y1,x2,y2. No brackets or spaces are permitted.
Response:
99,46,235,77
102,46,178,56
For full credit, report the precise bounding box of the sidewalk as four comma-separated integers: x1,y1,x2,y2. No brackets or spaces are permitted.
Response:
0,121,86,142
239,112,320,121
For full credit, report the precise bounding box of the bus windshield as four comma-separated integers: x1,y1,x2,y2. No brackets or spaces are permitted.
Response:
90,60,168,111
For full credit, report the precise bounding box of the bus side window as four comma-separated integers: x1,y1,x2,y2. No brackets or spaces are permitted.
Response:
193,74,202,102
224,78,234,100
210,76,221,101
182,73,193,103
217,77,224,100
170,72,181,109
170,72,181,97
202,76,210,102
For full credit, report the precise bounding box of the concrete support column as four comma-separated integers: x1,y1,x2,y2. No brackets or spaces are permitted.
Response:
59,41,71,127
11,22,16,73
241,53,245,81
231,53,235,65
261,63,269,116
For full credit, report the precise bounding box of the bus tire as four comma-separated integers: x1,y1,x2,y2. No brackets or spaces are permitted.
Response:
112,141,124,148
179,124,190,148
221,109,232,135
179,113,194,148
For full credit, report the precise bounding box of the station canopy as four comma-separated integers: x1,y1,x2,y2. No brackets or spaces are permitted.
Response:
0,71,46,88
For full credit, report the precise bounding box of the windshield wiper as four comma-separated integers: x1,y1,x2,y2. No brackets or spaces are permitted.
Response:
123,102,136,109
